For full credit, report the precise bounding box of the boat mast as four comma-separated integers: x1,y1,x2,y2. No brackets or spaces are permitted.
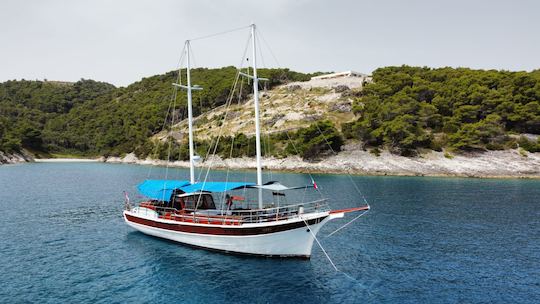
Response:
173,40,201,185
251,23,263,208
186,40,196,184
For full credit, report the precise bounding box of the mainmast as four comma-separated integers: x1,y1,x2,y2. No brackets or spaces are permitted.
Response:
173,40,202,185
239,24,266,208
251,23,263,208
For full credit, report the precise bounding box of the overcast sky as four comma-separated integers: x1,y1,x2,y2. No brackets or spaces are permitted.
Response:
1,0,539,87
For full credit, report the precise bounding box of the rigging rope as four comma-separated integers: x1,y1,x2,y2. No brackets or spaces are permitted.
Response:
192,33,251,213
257,29,281,68
326,209,369,238
283,130,325,199
253,36,275,183
302,216,362,282
260,24,372,238
183,42,203,182
146,43,187,179
256,34,267,70
301,217,338,271
189,25,251,42
257,25,370,207
219,134,236,212
193,74,240,212
199,32,252,182
164,72,180,182
312,122,369,205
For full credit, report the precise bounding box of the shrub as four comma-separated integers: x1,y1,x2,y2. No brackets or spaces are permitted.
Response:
370,148,381,156
518,136,540,152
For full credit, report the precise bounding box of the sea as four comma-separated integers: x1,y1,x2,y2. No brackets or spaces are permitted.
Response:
0,162,539,303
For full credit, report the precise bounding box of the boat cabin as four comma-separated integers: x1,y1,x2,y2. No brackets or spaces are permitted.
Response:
172,192,216,211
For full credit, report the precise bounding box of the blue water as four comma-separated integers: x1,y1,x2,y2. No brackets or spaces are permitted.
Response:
1,162,539,303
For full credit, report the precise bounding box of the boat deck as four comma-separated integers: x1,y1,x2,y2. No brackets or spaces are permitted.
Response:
130,199,331,226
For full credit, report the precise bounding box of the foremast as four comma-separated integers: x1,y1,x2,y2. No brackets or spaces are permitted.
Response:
173,40,201,184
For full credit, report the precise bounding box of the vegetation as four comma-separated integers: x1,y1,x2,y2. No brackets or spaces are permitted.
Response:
0,68,315,156
283,120,343,159
142,120,344,161
1,65,539,160
350,66,540,155
0,79,115,153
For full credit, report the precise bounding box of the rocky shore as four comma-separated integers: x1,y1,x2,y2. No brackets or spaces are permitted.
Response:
0,150,33,164
103,146,540,179
8,146,538,178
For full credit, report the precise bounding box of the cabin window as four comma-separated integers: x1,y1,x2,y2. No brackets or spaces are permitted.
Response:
182,194,216,210
172,196,184,210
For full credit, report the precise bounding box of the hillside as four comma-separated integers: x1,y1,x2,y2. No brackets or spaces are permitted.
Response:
1,66,540,176
0,68,315,158
0,79,115,156
167,76,365,140
151,66,540,163
348,66,540,155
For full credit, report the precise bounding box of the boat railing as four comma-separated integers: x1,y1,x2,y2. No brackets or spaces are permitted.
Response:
226,199,330,223
130,199,330,225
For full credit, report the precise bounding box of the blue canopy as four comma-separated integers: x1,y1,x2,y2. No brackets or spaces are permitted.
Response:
179,181,255,194
137,179,190,201
137,180,255,200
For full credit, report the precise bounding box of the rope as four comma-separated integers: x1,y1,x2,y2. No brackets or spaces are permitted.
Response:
174,102,186,181
192,34,251,213
219,135,236,212
194,32,251,184
197,136,214,182
302,216,361,281
199,33,250,174
313,122,369,205
164,74,179,182
186,43,202,182
326,209,369,238
147,43,187,179
258,25,371,209
257,28,281,67
193,82,238,212
189,25,251,42
256,33,267,70
284,130,325,199
189,43,198,73
301,217,338,271
237,71,245,104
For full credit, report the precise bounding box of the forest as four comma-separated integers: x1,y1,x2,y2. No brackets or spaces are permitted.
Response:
1,66,539,160
0,67,314,157
346,66,540,155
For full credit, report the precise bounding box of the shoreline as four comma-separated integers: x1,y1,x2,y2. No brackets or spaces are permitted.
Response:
5,147,536,179
100,149,540,179
0,150,33,165
34,158,100,163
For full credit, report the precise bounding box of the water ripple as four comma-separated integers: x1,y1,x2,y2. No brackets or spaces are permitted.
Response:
1,163,539,303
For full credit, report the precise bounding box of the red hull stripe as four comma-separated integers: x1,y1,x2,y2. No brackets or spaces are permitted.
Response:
125,213,327,236
329,206,369,214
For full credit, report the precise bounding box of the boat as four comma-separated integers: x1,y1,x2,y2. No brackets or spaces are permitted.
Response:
123,24,369,258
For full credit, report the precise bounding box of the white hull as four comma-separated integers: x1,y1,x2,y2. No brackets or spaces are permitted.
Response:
123,210,342,257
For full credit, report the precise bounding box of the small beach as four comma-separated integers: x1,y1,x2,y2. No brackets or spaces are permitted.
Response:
34,158,100,163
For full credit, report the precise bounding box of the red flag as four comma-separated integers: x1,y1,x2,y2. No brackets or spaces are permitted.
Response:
311,178,318,189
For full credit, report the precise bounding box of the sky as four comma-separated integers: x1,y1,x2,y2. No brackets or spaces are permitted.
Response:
1,0,539,87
